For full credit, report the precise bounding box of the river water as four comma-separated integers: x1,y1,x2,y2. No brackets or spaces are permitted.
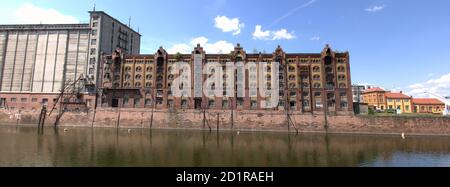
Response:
1,125,450,167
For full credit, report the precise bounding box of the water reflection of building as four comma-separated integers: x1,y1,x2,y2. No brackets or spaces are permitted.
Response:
99,44,354,113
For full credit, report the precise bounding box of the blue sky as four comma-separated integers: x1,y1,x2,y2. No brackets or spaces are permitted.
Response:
0,0,449,98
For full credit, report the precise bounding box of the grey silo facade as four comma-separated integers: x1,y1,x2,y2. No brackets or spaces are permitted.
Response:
0,25,90,93
88,11,141,87
0,11,141,95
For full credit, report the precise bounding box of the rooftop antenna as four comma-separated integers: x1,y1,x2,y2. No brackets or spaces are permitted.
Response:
128,16,131,27
93,2,96,11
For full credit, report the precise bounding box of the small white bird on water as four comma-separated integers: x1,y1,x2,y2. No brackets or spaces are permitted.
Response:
401,132,406,139
237,131,240,135
64,128,68,132
128,129,132,133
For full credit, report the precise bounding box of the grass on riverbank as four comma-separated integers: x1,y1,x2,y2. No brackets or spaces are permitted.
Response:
361,113,449,118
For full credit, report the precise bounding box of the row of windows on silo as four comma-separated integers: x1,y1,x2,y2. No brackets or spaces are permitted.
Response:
0,30,89,93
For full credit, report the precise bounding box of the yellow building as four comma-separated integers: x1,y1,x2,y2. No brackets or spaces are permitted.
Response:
362,88,386,110
412,98,445,114
385,92,412,113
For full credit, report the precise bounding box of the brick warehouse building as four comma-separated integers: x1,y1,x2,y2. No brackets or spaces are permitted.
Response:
99,44,354,114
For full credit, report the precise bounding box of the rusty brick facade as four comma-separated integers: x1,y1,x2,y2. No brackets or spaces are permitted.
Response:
98,44,354,114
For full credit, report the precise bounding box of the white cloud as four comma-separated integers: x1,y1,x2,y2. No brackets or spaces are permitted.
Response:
252,25,271,40
12,3,79,24
190,37,208,47
252,25,296,41
366,5,385,12
168,37,234,54
214,16,244,35
272,29,295,40
407,73,450,98
310,36,321,41
167,44,192,54
204,41,234,54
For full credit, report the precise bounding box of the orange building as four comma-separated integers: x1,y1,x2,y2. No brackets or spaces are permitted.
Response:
362,87,386,111
412,98,445,114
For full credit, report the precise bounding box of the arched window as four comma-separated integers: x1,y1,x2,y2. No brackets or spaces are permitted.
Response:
289,75,296,81
146,66,153,72
266,75,272,81
338,75,346,81
146,74,152,80
135,82,142,88
339,83,347,88
314,83,321,88
168,74,174,80
288,66,295,72
124,82,131,87
324,56,332,65
337,66,345,72
303,100,310,107
289,83,296,88
313,66,320,72
124,66,131,72
313,75,320,80
124,74,131,81
135,74,142,80
136,67,142,72
145,82,152,88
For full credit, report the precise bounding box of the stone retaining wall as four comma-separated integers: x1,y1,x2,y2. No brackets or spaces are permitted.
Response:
1,109,450,135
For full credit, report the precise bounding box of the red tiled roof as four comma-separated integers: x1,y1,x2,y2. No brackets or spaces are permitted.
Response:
385,92,411,99
363,87,385,93
412,98,444,105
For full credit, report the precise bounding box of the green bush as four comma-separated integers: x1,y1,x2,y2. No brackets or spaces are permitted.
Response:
368,108,375,115
386,109,396,114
